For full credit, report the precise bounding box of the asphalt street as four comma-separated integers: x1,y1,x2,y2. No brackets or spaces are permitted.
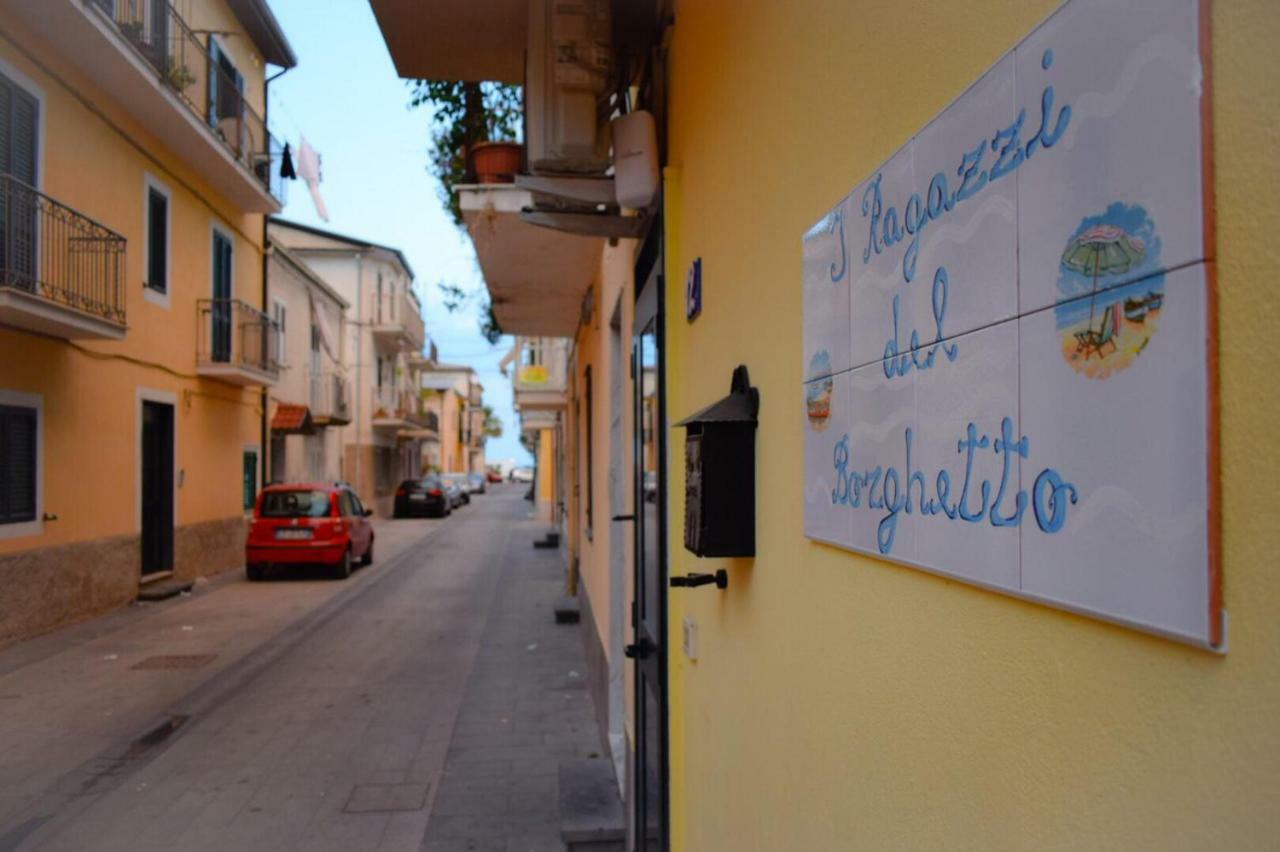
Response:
0,486,601,852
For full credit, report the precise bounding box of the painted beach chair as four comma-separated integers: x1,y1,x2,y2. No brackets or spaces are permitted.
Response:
1074,303,1119,360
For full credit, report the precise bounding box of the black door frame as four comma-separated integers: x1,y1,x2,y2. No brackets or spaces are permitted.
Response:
631,213,669,851
140,398,175,577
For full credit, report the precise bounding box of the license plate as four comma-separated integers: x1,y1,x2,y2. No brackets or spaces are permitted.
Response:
275,528,312,540
409,494,427,502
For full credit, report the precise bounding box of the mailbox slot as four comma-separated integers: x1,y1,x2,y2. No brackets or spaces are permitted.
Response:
676,365,759,558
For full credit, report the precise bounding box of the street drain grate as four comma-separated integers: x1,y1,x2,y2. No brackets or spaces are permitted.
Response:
131,654,217,670
344,783,430,813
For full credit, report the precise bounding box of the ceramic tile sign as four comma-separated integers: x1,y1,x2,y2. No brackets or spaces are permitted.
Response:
800,0,1220,648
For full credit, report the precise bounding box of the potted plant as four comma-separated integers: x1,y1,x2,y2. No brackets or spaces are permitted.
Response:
166,59,196,93
471,140,522,184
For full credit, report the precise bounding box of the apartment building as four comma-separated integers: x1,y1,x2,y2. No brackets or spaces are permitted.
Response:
418,361,486,474
265,241,348,485
0,0,294,645
508,337,570,524
266,218,429,515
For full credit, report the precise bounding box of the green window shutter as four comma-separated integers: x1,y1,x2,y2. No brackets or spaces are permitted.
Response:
242,451,257,510
0,405,37,524
147,188,167,292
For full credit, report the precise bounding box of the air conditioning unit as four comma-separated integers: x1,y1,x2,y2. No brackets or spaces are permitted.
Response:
525,0,612,175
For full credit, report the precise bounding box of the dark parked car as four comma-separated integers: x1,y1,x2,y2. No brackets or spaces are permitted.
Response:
394,476,450,518
442,474,471,506
245,483,374,581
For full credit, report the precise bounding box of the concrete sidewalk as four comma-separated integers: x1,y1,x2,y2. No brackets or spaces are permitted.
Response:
421,519,603,852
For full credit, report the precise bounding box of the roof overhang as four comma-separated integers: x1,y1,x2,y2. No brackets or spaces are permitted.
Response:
459,184,603,337
227,0,297,68
367,0,526,83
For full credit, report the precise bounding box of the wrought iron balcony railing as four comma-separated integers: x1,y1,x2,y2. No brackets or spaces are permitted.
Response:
89,0,285,202
196,298,279,379
0,174,126,327
373,385,409,421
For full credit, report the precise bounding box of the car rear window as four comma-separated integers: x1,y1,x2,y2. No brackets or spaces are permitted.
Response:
260,490,333,518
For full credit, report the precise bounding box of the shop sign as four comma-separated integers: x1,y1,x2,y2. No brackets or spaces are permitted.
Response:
518,365,550,385
801,0,1220,647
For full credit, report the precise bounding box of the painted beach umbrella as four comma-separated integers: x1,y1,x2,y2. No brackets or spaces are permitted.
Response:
1061,224,1146,326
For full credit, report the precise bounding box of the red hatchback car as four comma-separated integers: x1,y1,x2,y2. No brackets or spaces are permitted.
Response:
246,483,374,581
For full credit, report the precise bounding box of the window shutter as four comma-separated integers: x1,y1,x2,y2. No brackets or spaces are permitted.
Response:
0,77,11,179
0,405,37,524
9,81,37,186
148,188,167,292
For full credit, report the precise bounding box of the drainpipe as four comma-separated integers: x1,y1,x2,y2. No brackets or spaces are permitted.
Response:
353,252,364,493
262,65,291,490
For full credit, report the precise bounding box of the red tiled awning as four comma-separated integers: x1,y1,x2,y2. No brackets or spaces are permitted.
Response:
271,403,313,434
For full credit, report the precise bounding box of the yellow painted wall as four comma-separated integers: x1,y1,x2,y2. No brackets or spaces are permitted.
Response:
0,5,269,555
570,242,636,665
663,1,1280,849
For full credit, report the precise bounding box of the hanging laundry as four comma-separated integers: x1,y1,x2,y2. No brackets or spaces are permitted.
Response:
280,142,297,180
296,137,329,221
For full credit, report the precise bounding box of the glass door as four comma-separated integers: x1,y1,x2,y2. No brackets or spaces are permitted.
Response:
630,252,667,850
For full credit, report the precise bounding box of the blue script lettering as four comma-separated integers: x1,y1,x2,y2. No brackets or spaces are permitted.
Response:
858,53,1072,285
829,420,1076,556
883,267,960,379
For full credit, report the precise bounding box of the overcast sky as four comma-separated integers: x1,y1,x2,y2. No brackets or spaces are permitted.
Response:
266,0,529,466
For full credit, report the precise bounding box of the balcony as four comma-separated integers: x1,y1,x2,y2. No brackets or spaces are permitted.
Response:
371,386,411,430
1,0,284,212
371,290,426,353
457,185,603,337
0,175,127,340
512,338,569,411
309,371,350,426
196,298,279,386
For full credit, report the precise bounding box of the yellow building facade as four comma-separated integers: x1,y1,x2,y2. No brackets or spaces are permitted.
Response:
0,0,294,645
662,1,1279,849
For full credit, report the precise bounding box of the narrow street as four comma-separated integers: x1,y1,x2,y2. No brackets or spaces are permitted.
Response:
0,487,601,852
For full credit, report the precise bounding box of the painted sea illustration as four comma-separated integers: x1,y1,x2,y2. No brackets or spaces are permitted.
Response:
1054,203,1165,379
806,350,834,430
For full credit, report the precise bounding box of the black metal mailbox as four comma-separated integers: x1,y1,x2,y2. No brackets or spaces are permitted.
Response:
675,365,759,559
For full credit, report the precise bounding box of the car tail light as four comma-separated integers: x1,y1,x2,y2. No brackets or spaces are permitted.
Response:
396,488,406,497
429,488,442,497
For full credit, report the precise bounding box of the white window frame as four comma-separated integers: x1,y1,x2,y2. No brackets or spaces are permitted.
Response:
135,387,179,533
0,55,46,192
142,172,172,309
0,388,43,540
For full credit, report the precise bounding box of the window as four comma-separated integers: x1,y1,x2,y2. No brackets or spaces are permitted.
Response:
145,183,168,295
0,70,40,284
0,71,39,187
0,404,37,525
310,324,321,375
242,450,257,511
260,490,331,518
207,39,244,128
271,300,286,365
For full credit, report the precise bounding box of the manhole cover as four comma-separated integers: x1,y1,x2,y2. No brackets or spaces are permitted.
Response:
130,654,217,670
344,783,430,813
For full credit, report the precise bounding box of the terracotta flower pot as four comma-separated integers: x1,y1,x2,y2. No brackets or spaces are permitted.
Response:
471,141,522,184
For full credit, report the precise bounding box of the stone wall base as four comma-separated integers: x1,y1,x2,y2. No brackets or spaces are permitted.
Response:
0,516,246,649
